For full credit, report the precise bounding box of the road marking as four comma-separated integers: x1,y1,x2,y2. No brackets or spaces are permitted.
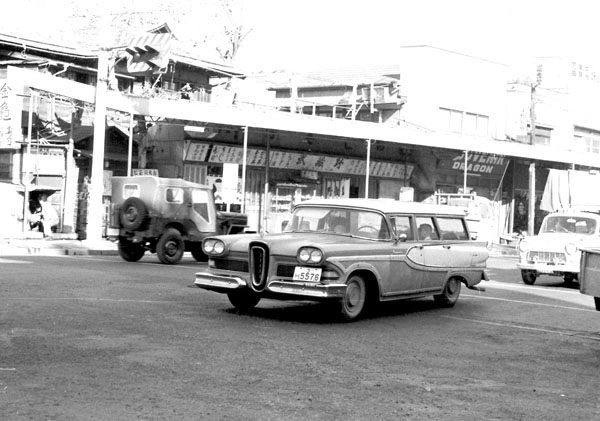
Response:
443,314,600,341
484,280,581,294
462,293,596,312
0,258,31,264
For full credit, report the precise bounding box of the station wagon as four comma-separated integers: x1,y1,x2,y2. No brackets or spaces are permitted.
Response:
194,198,489,321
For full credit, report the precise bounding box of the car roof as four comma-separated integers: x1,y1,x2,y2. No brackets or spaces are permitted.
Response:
295,198,467,216
546,209,600,219
113,176,210,189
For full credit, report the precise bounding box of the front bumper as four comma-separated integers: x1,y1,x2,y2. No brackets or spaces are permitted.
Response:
517,261,579,275
194,271,347,299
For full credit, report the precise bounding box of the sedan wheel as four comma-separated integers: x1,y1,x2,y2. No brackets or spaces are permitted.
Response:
434,277,461,307
337,275,367,321
227,290,261,312
521,270,537,285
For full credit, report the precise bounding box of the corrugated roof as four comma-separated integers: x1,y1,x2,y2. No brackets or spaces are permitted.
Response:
266,64,401,90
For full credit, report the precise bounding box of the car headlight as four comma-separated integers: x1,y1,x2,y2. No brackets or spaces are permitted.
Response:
203,239,225,255
297,247,324,264
518,239,529,253
564,243,578,255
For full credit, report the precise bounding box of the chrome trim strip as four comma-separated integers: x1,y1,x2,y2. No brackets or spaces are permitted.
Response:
267,281,347,298
194,272,247,289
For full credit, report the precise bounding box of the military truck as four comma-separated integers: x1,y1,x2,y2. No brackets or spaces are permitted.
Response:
110,176,247,264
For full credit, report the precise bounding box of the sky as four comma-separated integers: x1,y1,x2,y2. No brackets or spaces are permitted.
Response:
235,0,600,71
3,0,600,72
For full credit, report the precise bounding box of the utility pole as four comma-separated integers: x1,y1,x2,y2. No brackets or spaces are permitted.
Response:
527,70,541,236
86,49,109,242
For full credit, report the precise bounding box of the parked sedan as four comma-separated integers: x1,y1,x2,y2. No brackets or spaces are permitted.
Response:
194,198,489,321
517,209,600,285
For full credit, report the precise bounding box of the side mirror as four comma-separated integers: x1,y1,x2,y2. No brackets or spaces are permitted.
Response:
396,233,408,243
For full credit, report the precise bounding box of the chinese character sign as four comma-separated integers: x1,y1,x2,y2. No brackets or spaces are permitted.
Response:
0,82,20,149
190,142,414,180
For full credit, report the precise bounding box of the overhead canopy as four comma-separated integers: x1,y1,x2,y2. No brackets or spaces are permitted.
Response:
541,169,600,212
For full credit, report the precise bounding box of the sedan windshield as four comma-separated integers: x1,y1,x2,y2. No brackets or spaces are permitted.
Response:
541,215,597,235
284,206,391,239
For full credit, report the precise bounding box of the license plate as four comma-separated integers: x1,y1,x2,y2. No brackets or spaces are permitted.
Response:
293,267,322,282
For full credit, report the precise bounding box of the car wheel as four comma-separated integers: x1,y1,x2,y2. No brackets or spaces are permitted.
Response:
563,273,576,284
227,290,261,311
337,275,367,321
595,297,600,311
434,277,461,307
117,237,145,262
119,197,148,231
190,244,208,262
521,270,537,285
156,228,184,264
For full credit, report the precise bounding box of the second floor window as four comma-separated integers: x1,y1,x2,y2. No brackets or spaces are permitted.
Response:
439,107,489,136
574,126,600,154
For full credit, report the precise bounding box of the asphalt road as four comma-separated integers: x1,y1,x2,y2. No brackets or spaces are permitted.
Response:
1,254,599,420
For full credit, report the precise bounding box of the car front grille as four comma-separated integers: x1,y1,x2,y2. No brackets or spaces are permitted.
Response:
527,251,567,264
249,242,269,290
276,264,296,278
213,259,248,273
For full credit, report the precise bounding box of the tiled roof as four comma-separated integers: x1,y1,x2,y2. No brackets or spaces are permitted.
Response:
0,23,242,76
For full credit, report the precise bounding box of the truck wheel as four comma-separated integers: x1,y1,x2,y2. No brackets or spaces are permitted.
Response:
156,228,184,264
119,197,148,230
434,277,461,307
190,245,208,262
227,290,261,312
118,237,145,262
521,270,537,285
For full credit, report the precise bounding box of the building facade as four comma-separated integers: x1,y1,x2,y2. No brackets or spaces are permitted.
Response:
2,29,600,240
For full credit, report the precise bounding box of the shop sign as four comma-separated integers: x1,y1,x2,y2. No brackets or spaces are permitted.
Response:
132,168,159,176
185,143,414,179
301,170,318,180
31,147,65,175
0,82,21,149
438,152,509,176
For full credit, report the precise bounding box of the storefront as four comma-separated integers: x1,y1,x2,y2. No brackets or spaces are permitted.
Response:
181,141,414,231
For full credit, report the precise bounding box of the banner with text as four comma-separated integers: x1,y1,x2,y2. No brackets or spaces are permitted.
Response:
184,142,414,179
0,81,22,149
437,151,509,177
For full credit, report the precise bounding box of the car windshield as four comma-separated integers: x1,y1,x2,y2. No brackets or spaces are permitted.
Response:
541,215,597,235
284,206,391,239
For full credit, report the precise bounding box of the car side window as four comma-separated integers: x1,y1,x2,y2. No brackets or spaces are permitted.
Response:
437,217,469,240
166,188,184,203
191,189,210,222
390,215,414,240
415,216,439,241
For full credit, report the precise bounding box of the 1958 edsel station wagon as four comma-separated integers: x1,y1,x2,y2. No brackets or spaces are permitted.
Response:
194,198,489,321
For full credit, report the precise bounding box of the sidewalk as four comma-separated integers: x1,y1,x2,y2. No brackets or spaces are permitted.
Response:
0,234,118,256
0,234,517,258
